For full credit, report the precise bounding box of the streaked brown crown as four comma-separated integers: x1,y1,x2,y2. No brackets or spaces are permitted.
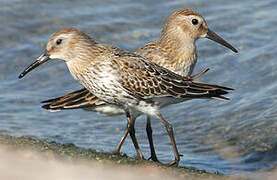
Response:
169,9,202,20
45,28,97,61
161,9,208,40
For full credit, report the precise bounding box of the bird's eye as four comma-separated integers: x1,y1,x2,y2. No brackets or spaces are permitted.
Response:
56,39,62,45
192,19,198,25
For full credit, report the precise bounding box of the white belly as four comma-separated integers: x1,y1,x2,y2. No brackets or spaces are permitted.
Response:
84,104,125,116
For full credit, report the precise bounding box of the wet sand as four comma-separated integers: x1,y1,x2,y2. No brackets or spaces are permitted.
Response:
0,134,246,180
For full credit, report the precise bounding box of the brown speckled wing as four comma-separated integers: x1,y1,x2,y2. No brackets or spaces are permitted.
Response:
40,67,210,111
113,55,233,100
41,88,101,110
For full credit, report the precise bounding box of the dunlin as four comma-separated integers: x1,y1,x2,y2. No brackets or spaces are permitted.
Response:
19,27,233,166
41,9,237,162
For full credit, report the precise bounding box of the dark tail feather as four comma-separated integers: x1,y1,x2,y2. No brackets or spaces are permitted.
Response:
41,88,98,111
191,81,234,91
179,80,233,100
41,88,88,103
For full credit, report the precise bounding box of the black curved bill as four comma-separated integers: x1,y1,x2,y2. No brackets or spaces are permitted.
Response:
206,29,238,53
18,51,50,79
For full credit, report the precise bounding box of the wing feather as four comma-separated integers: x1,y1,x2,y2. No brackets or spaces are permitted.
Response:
111,53,232,100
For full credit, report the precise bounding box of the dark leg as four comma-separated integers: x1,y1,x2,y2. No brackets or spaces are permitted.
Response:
146,116,159,162
126,111,144,160
157,113,180,166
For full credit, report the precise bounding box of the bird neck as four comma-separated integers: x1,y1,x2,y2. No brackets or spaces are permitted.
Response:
66,43,102,80
159,31,197,76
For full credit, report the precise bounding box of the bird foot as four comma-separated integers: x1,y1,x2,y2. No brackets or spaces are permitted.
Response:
167,159,179,167
148,156,160,163
112,150,121,156
137,154,145,160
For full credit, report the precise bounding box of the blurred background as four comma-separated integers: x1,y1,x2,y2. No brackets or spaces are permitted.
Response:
0,0,277,176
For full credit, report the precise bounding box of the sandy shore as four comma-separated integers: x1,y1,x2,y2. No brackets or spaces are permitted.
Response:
0,134,248,180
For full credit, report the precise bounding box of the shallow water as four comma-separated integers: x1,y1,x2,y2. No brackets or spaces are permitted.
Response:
1,0,277,176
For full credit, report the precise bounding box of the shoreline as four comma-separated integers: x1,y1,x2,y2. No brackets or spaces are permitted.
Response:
0,134,245,180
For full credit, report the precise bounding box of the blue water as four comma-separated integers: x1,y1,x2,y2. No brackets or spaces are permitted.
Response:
1,0,277,176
